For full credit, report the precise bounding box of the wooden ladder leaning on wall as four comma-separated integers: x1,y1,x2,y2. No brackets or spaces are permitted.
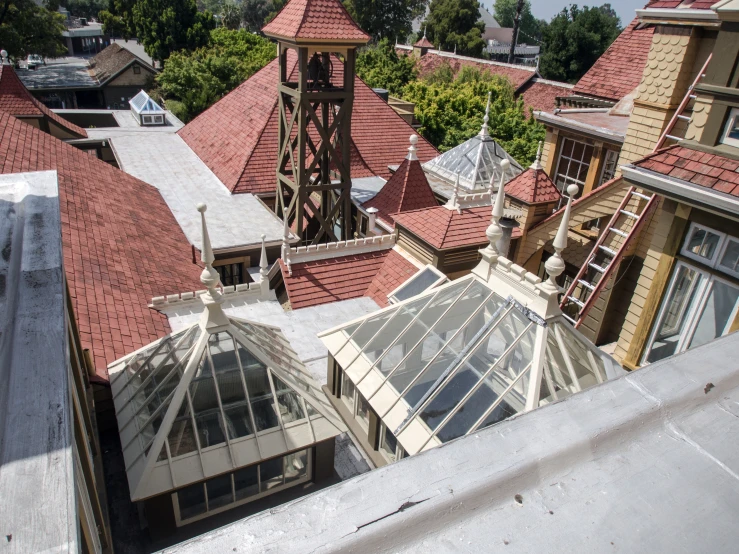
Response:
559,53,713,328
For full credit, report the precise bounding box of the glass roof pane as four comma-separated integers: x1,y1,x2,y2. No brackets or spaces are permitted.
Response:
391,267,445,303
390,293,505,406
478,394,518,430
554,322,606,386
239,343,279,432
274,375,306,424
189,355,227,449
349,310,396,350
545,335,574,394
168,400,199,458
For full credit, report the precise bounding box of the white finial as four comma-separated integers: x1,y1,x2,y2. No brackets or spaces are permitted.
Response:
479,91,491,136
281,208,292,275
482,159,510,261
423,26,426,38
451,172,461,212
544,184,578,289
0,50,7,65
196,204,229,328
529,141,543,171
454,44,457,55
259,233,268,279
407,134,419,161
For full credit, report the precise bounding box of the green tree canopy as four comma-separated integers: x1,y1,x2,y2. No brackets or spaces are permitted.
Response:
156,28,275,121
421,0,485,57
343,0,426,42
356,38,417,96
60,0,106,19
0,0,66,60
241,0,271,31
221,0,240,29
539,4,621,83
493,0,541,45
99,0,136,39
402,65,544,164
132,0,215,63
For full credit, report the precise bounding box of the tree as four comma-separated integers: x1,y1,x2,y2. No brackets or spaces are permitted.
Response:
356,38,417,96
241,0,271,31
343,0,426,42
421,0,485,57
402,66,544,164
0,0,66,60
221,0,240,29
99,0,136,39
264,0,285,24
132,0,215,63
156,28,275,121
493,0,541,46
539,4,621,83
61,0,107,19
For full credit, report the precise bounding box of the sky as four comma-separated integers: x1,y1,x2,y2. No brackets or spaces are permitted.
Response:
479,0,646,27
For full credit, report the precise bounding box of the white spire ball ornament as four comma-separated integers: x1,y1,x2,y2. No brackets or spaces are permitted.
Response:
479,91,492,137
483,158,510,261
544,183,579,290
530,141,544,171
0,50,8,65
407,134,418,161
451,172,461,213
281,208,292,276
196,203,229,328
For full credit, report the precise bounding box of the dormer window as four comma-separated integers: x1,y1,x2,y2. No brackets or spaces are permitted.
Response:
720,107,739,147
133,64,141,74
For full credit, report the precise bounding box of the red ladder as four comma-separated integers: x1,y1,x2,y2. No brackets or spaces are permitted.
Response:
559,54,712,328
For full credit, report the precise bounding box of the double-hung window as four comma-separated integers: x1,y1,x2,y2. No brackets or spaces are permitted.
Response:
554,138,594,196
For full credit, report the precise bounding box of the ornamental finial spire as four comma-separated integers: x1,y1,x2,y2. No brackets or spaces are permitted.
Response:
423,26,426,38
0,50,8,65
196,204,229,328
479,91,491,136
544,184,579,290
451,172,461,213
407,134,418,161
281,208,292,276
482,159,510,262
529,141,544,171
259,233,268,279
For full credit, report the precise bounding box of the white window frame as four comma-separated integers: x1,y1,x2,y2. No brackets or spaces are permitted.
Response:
387,264,448,304
598,148,619,187
717,236,739,279
378,422,400,463
681,222,726,267
642,260,739,364
554,137,594,195
154,115,164,124
720,107,739,148
142,115,152,125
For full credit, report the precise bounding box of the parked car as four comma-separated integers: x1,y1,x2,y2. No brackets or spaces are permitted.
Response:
26,55,44,69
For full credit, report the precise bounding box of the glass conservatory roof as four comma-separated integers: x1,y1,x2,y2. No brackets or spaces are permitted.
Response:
319,273,622,457
129,90,166,115
423,135,523,191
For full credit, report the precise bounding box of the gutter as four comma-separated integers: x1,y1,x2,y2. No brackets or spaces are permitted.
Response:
635,8,720,24
621,164,739,220
534,110,625,143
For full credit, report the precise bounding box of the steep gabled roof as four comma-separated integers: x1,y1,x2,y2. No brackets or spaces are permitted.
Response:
0,111,202,378
179,52,438,195
518,78,574,115
280,249,417,309
573,19,655,102
505,166,561,205
0,64,87,138
410,51,537,90
414,36,435,48
363,138,439,225
262,0,370,43
90,43,154,84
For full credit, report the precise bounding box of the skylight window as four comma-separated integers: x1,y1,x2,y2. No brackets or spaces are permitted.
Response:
388,264,448,303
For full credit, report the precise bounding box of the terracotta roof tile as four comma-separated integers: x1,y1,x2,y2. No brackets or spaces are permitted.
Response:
280,248,416,309
180,52,438,195
262,0,369,43
0,111,202,379
0,64,87,138
363,155,438,225
505,167,561,204
633,144,739,198
413,36,434,48
394,205,521,250
573,19,655,102
647,0,715,8
518,79,573,115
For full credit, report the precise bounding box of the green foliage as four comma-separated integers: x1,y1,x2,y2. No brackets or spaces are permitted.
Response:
100,0,136,39
61,0,106,18
356,38,417,96
402,67,544,165
241,0,271,31
156,28,275,121
132,0,215,63
493,0,541,46
421,0,485,57
0,0,66,60
343,0,426,42
221,0,240,29
264,0,285,24
539,4,621,83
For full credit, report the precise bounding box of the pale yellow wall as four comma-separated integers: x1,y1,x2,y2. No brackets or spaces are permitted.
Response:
107,64,154,87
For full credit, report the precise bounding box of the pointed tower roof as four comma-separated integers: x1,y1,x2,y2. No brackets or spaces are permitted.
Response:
262,0,370,44
422,93,523,191
108,204,345,502
504,142,561,205
414,28,434,49
0,54,87,138
363,135,439,226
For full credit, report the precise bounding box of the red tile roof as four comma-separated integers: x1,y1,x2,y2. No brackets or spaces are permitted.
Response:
573,19,654,102
646,0,715,8
179,52,438,195
518,79,573,115
262,0,370,43
0,64,87,138
633,144,739,197
363,154,438,225
0,111,203,379
407,51,536,90
505,167,561,205
280,248,417,309
414,36,434,49
394,205,521,250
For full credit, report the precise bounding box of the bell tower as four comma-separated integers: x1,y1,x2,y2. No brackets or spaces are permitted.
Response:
262,0,370,245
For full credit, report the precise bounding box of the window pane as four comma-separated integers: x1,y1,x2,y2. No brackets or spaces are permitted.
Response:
251,398,279,432
646,265,702,363
177,483,206,521
206,474,233,510
234,465,259,500
194,412,226,448
719,239,739,273
189,356,227,448
689,280,739,350
276,390,305,424
261,456,284,490
168,414,199,458
223,404,253,439
209,333,240,374
392,268,444,302
284,450,308,483
341,374,356,412
478,399,517,430
380,426,398,461
356,394,371,430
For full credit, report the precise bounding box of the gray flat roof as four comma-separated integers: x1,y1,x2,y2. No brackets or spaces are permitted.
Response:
17,56,96,89
0,170,79,553
159,331,739,553
109,132,286,251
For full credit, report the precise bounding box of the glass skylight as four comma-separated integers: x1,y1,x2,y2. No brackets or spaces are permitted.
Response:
388,264,448,304
320,275,621,456
129,90,166,115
